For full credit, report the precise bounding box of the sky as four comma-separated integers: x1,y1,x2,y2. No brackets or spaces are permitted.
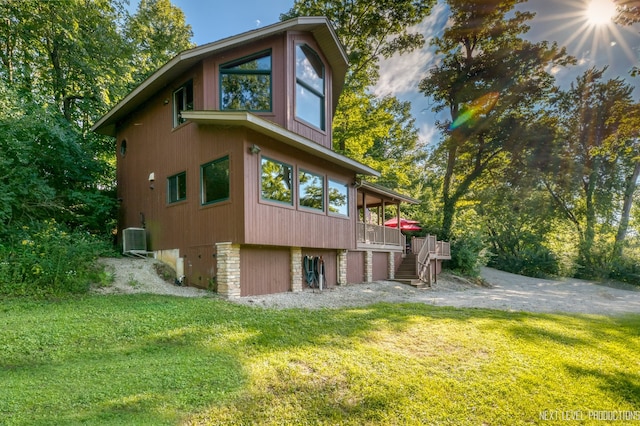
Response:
134,0,640,146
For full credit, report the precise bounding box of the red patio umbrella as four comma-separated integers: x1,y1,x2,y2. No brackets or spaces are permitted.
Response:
384,218,422,231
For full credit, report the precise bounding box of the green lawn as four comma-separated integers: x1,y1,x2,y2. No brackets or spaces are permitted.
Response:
1,295,639,425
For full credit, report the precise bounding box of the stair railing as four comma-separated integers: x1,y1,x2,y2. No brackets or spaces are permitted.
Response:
415,235,436,286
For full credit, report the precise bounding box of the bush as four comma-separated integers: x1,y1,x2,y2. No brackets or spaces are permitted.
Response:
0,220,113,297
488,246,559,278
447,233,486,276
609,256,640,286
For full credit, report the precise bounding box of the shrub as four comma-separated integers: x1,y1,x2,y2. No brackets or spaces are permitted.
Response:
447,233,486,276
488,246,559,278
609,256,640,286
0,220,112,297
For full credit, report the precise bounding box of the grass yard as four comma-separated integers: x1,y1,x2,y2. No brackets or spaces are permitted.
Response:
1,295,639,425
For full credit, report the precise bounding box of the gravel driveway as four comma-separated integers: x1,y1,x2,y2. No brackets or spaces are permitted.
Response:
96,258,640,316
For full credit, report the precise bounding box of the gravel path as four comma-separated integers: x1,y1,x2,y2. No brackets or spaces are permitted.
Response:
94,258,640,316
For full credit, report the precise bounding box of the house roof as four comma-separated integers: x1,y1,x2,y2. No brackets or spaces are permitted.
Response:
92,17,348,137
181,110,379,177
358,181,419,205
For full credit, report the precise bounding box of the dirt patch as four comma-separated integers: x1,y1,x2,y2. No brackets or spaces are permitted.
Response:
92,257,211,298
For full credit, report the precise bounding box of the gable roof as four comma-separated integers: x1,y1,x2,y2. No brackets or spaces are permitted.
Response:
92,17,348,137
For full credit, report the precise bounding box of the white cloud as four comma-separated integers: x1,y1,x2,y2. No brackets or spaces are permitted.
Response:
373,2,448,98
418,121,441,147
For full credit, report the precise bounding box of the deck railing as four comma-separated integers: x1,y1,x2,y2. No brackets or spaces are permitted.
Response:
357,222,404,247
413,235,451,285
411,235,451,259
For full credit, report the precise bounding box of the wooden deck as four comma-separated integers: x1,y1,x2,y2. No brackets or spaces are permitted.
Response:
356,222,405,251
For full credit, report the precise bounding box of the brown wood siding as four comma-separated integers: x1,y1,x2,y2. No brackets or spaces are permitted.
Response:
347,251,365,284
114,28,358,294
243,128,356,249
241,246,290,296
301,249,337,288
116,69,246,253
202,35,287,129
372,252,388,281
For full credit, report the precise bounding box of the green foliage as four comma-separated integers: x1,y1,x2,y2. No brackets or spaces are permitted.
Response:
488,246,559,278
447,232,486,276
124,0,195,86
284,0,430,196
2,297,639,424
609,256,640,286
0,220,112,297
419,0,574,239
0,96,116,236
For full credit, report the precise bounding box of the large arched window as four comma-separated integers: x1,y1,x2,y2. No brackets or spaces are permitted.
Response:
295,44,325,130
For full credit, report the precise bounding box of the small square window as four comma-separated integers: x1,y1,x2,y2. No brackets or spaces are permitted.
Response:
167,172,187,203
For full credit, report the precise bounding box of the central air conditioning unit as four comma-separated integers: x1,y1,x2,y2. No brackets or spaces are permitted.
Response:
122,227,148,257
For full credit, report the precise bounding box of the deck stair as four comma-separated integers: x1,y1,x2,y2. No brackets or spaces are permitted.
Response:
393,254,427,288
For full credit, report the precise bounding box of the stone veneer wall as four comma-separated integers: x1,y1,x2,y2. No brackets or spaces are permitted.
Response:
364,250,373,282
388,251,395,280
215,242,240,298
290,247,303,292
337,249,348,285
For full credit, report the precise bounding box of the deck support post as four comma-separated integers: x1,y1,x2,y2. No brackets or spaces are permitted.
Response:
388,252,395,280
364,250,373,282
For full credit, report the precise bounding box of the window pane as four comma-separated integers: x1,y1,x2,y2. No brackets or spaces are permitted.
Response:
295,44,325,130
296,84,323,129
168,172,186,203
299,170,324,211
261,158,292,204
173,80,193,127
201,157,230,204
221,74,271,110
296,44,324,93
220,52,271,111
328,179,348,216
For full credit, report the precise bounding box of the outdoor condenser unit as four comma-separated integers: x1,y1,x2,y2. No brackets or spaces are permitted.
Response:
122,227,148,257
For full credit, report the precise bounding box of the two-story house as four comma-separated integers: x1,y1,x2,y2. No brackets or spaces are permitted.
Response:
92,17,446,297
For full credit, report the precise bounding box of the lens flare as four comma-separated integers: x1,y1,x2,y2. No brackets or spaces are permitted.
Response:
450,92,500,130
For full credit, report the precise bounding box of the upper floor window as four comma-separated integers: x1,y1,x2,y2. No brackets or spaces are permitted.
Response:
295,44,325,130
201,156,230,205
220,51,272,111
173,79,193,127
261,157,292,205
167,172,187,204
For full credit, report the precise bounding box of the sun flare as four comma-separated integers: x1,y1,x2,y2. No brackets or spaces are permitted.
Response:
584,0,618,26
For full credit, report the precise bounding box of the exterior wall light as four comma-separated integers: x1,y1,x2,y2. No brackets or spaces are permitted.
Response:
249,144,261,155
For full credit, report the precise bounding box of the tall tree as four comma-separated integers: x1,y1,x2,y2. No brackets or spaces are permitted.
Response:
419,0,573,239
543,68,634,277
605,102,640,258
124,0,194,86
